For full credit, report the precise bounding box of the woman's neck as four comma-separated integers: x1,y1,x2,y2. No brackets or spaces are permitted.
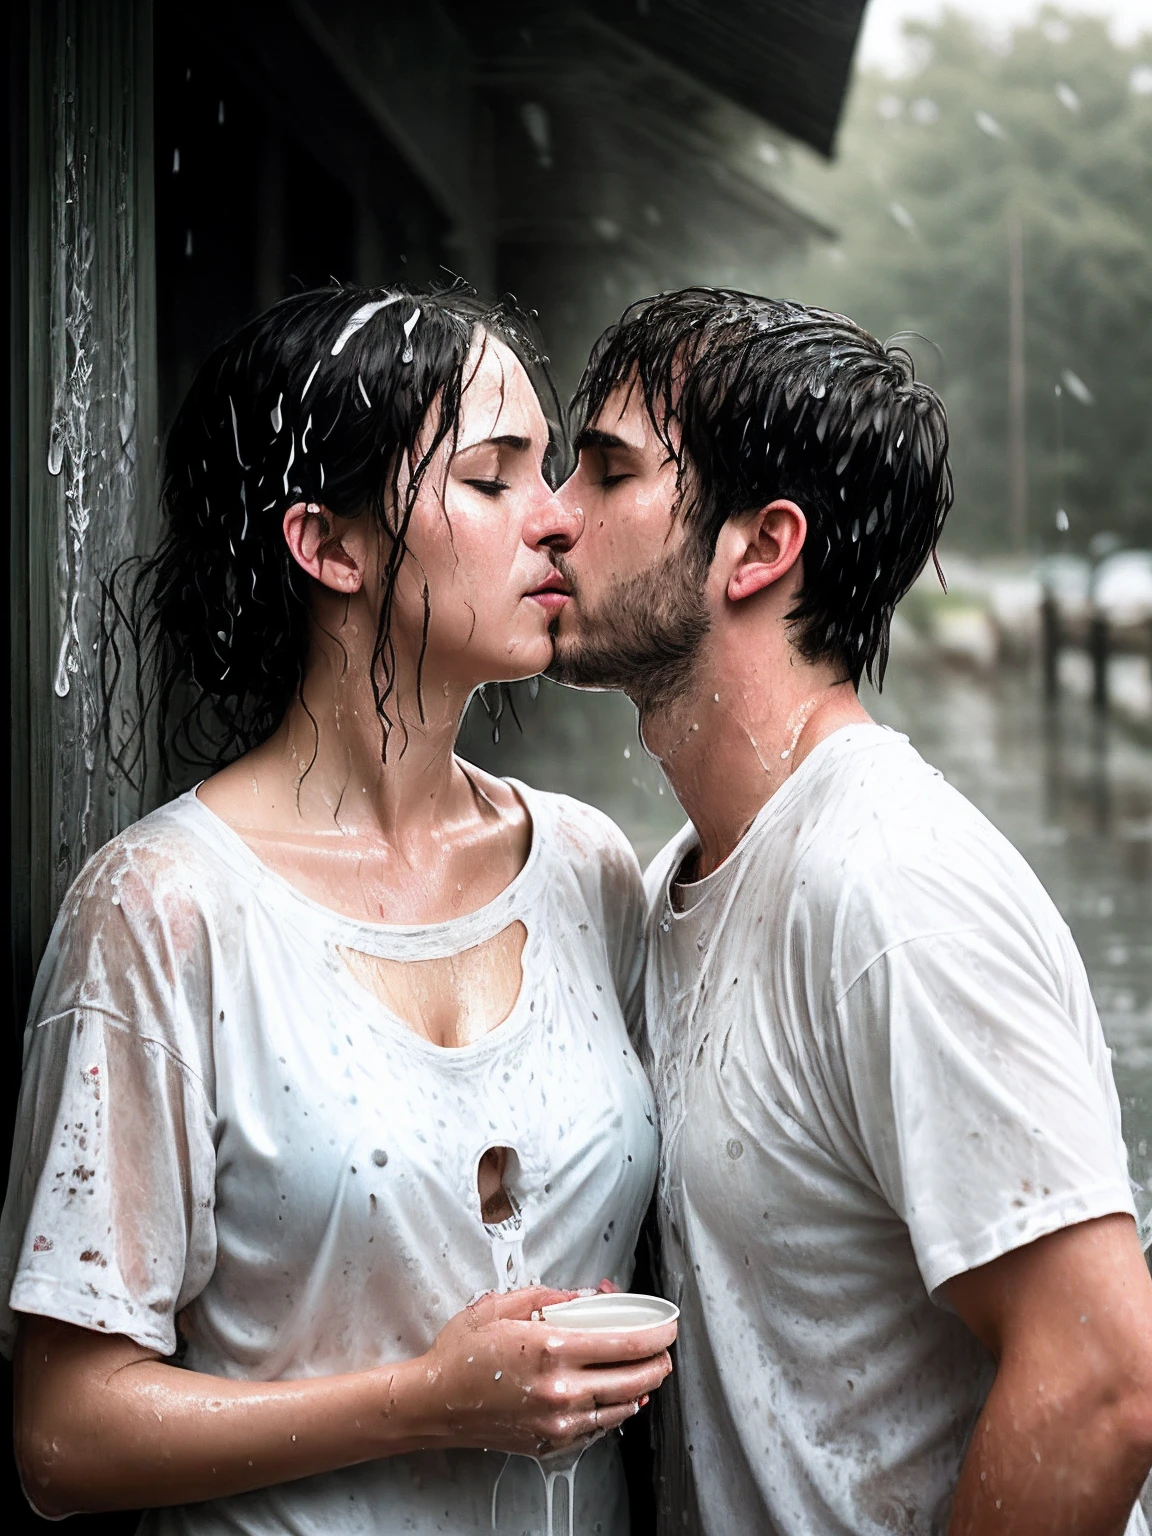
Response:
263,656,477,844
203,594,492,857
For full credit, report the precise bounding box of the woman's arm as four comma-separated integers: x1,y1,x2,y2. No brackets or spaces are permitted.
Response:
15,1288,674,1517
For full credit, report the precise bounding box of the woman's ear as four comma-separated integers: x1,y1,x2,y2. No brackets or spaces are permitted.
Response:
282,502,365,594
726,500,807,603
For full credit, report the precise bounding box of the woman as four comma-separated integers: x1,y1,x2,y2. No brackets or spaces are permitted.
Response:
0,285,672,1533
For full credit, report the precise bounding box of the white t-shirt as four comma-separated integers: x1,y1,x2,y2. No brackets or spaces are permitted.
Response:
641,724,1145,1536
0,781,659,1535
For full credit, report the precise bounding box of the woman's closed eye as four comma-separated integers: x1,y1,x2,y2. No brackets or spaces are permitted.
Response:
463,478,511,497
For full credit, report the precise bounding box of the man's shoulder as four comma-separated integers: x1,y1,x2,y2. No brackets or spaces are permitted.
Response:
753,730,1062,986
806,761,1062,995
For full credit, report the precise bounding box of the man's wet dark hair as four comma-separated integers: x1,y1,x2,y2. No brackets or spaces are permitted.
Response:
107,282,559,779
571,288,953,688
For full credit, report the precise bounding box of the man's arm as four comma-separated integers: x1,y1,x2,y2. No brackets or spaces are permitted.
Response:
946,1213,1152,1536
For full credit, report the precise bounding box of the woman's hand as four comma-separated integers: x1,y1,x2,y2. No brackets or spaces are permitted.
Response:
414,1285,675,1456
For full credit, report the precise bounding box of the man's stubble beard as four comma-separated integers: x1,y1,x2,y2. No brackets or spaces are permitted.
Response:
545,537,712,718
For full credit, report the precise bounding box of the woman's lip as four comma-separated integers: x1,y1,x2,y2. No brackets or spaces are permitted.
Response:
527,590,570,612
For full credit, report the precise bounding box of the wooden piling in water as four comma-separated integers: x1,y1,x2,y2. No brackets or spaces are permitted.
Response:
1090,610,1110,714
1041,590,1061,704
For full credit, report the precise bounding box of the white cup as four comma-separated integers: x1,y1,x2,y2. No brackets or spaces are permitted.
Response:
540,1292,680,1334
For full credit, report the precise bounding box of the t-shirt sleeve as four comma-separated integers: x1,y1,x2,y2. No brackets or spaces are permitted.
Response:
0,840,218,1358
834,924,1136,1299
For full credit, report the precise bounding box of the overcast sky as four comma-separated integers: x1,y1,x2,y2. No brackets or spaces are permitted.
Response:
857,0,1152,73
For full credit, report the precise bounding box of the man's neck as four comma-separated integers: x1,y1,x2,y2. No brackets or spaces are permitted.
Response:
638,641,872,880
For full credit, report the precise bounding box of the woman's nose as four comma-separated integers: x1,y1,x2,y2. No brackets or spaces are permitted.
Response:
527,487,585,554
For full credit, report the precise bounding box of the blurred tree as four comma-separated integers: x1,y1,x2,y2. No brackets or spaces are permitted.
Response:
775,5,1152,553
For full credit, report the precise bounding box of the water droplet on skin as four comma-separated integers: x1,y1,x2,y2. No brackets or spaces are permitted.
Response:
713,693,720,702
494,1370,502,1380
780,749,790,760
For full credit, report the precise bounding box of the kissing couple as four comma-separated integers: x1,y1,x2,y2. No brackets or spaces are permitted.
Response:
2,284,1150,1536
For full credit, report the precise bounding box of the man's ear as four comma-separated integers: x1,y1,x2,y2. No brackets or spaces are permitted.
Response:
725,499,807,604
282,502,365,594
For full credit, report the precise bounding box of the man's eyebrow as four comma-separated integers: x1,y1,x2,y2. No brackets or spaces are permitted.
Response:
573,426,639,453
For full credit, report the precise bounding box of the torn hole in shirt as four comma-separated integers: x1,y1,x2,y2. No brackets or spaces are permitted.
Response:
338,921,526,1048
477,1144,518,1225
477,1144,526,1291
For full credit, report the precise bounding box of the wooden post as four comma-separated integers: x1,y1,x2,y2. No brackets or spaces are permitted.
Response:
1090,610,1109,715
1041,589,1060,704
1007,210,1028,553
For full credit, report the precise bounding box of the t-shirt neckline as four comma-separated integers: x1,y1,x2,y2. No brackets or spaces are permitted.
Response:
668,723,901,918
182,774,545,953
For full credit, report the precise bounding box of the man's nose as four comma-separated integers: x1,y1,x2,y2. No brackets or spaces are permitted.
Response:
527,485,585,555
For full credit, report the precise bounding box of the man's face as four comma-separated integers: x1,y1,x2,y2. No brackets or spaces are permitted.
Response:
548,381,711,710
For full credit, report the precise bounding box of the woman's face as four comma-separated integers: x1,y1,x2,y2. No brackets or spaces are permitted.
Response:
390,333,580,690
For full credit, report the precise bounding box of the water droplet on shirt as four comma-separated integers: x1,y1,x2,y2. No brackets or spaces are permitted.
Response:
726,1139,744,1160
371,1148,388,1167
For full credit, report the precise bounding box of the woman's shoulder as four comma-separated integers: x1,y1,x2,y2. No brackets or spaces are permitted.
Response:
508,781,644,935
513,781,637,868
66,792,230,907
49,792,243,981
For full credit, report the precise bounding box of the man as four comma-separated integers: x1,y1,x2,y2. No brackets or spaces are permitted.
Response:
548,288,1152,1535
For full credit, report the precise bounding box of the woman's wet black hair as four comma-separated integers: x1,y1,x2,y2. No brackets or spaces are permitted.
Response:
106,281,561,780
571,287,953,688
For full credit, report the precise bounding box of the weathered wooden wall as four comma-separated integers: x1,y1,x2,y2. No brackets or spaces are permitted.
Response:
12,0,157,1005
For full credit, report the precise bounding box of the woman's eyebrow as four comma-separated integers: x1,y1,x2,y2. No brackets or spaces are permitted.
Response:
454,433,532,454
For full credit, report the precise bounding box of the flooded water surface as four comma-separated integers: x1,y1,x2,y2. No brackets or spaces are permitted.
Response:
461,661,1152,1230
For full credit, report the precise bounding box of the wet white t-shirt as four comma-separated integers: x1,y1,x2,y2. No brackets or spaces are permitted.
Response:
642,725,1145,1536
0,781,659,1535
